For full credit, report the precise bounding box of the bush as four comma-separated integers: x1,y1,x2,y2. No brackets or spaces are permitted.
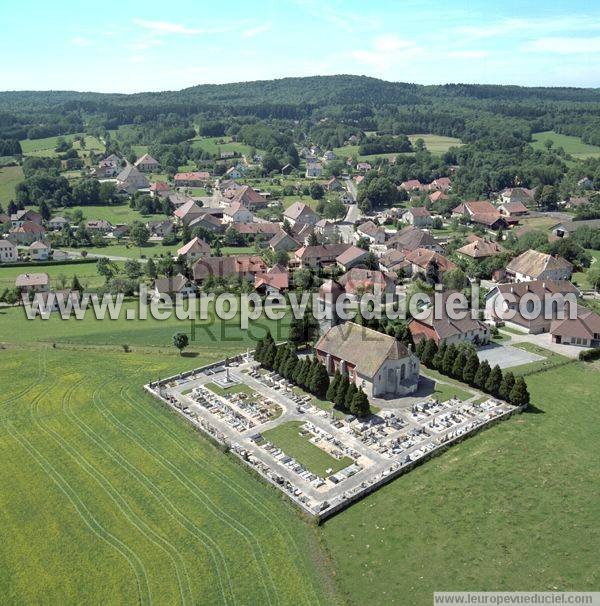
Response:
579,347,600,361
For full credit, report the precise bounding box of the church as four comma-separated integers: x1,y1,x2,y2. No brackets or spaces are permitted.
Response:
315,322,420,399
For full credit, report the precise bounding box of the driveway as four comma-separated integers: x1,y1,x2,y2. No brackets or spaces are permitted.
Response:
477,343,545,369
499,330,585,359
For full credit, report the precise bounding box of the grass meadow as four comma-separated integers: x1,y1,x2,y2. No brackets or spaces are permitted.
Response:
0,165,24,201
0,346,339,605
531,131,600,159
323,361,600,605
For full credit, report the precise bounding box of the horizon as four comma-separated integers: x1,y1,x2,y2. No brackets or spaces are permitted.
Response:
2,0,599,93
2,73,600,96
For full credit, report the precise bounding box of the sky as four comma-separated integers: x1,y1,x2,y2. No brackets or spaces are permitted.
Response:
2,0,600,92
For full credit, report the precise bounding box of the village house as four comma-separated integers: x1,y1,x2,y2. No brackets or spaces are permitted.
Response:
116,164,150,194
11,209,42,228
356,162,372,172
254,264,289,295
355,220,386,245
452,200,509,230
153,273,196,300
176,237,211,262
338,268,395,300
134,153,160,173
48,216,69,231
174,200,205,226
230,222,280,240
188,213,224,234
225,166,243,179
551,219,600,239
292,243,353,269
409,294,490,346
280,163,294,175
378,249,411,277
85,219,112,234
497,200,529,219
456,237,505,260
269,231,301,253
283,201,320,227
315,322,420,398
505,249,572,282
499,187,534,206
149,181,170,197
0,239,18,263
386,226,443,253
92,153,123,178
551,306,600,347
325,177,343,191
429,177,452,191
485,280,580,334
15,272,50,294
322,150,336,161
402,207,432,228
305,162,323,178
222,202,254,224
564,196,590,210
405,248,456,277
224,185,268,210
399,179,422,191
29,240,51,261
192,255,268,283
146,219,174,238
174,171,211,188
314,219,339,242
336,246,369,272
428,190,448,204
168,192,194,209
9,222,47,245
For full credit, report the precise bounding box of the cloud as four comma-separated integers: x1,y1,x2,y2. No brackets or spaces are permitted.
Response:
243,23,271,38
352,35,422,71
524,36,600,54
71,36,92,47
457,15,600,40
447,50,489,59
132,19,232,36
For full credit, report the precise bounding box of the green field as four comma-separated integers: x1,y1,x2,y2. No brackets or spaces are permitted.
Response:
408,134,463,154
324,361,600,604
61,204,151,225
333,134,461,162
573,249,600,290
19,134,104,158
0,346,338,605
0,261,108,292
531,131,600,159
189,136,256,158
0,165,24,201
262,421,353,477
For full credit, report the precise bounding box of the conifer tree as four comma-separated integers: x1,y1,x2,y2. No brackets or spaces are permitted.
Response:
351,388,371,417
474,359,491,389
442,343,457,375
420,339,438,367
344,383,358,409
326,370,341,401
485,364,503,397
463,352,480,385
452,351,466,380
498,371,515,401
509,377,530,407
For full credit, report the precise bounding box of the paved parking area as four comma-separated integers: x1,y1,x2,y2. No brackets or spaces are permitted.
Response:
477,344,545,369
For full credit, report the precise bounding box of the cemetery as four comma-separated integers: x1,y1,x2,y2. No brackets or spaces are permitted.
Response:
146,354,519,520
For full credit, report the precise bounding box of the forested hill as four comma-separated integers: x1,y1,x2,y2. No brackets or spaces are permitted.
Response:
2,74,600,106
2,74,600,145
